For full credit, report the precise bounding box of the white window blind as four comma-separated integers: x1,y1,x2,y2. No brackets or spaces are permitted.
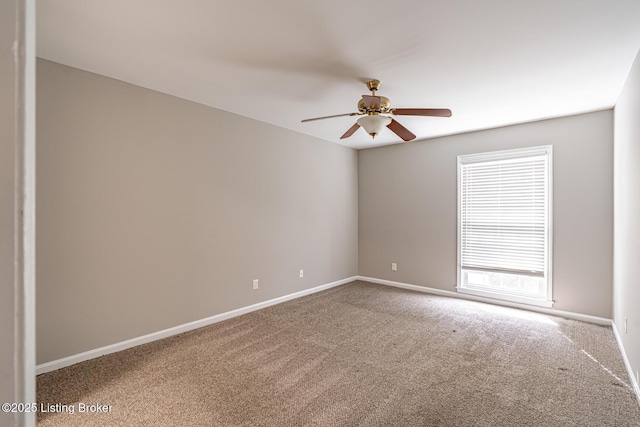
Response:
459,147,550,277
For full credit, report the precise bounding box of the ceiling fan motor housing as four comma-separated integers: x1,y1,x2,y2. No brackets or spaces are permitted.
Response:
358,96,391,114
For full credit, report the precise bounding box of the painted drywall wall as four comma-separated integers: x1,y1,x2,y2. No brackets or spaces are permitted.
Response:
359,111,613,318
36,59,358,364
614,49,640,388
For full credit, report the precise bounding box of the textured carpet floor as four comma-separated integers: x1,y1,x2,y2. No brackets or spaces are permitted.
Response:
37,281,640,426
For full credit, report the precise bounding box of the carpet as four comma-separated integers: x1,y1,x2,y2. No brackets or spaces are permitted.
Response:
37,281,640,426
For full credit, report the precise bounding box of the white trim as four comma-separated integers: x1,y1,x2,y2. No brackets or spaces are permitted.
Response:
14,1,37,426
356,276,610,326
36,276,356,375
612,322,640,406
458,145,554,164
456,285,554,308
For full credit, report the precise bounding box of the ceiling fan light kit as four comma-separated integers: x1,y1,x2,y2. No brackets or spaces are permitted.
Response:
302,79,452,143
357,115,392,138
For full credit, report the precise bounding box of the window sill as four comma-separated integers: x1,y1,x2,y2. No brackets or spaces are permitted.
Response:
456,286,554,308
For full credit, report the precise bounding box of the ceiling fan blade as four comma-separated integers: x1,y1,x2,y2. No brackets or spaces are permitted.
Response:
392,108,452,117
362,95,382,110
301,113,357,123
340,123,361,139
387,119,416,142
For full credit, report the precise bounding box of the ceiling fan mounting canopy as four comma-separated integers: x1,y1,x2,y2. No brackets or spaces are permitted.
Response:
301,79,452,142
366,79,381,92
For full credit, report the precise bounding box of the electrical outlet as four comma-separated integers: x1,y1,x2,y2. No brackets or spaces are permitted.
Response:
391,263,397,271
299,269,304,278
625,317,628,334
253,279,259,290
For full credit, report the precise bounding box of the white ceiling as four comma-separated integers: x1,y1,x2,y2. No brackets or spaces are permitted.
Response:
37,0,640,149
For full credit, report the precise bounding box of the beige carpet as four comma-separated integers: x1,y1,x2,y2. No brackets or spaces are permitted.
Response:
37,281,640,426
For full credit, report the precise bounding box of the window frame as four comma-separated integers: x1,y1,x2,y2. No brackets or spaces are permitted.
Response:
456,145,553,308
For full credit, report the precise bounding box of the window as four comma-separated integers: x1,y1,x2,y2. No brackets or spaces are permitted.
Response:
457,146,553,307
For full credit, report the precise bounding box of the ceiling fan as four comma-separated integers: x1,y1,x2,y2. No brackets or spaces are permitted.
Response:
301,79,452,142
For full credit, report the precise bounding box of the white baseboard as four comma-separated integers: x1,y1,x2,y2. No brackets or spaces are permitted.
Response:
36,276,357,375
612,322,640,405
356,276,611,326
37,275,615,375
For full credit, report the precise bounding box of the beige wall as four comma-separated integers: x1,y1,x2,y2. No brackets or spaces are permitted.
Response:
359,111,613,318
614,50,640,387
36,59,358,364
